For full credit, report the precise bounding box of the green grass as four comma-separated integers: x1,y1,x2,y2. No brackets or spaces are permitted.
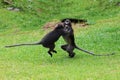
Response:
0,0,120,80
0,16,120,80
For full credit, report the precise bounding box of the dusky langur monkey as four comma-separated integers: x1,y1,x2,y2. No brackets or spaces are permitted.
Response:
5,23,69,57
61,19,115,57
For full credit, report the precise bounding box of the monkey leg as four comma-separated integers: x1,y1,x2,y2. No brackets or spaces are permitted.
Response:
48,51,53,57
61,44,68,51
67,45,76,58
47,44,57,57
61,44,75,58
52,50,57,53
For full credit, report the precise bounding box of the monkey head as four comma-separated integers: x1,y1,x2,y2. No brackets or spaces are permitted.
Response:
63,19,72,33
64,19,71,25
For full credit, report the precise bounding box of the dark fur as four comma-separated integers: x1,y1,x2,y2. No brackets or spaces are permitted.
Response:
61,19,115,57
5,23,68,57
61,18,87,24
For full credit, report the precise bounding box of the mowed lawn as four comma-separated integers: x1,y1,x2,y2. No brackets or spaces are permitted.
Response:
0,17,120,80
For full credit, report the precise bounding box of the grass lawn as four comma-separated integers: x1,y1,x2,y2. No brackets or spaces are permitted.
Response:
0,16,120,80
0,0,120,80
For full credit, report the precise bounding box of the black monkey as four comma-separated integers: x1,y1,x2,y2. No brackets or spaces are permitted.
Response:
61,19,115,57
5,23,69,57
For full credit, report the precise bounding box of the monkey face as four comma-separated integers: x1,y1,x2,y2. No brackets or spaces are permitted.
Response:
64,19,71,25
64,25,71,33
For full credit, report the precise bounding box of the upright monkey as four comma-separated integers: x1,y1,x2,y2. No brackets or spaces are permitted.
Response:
61,19,115,57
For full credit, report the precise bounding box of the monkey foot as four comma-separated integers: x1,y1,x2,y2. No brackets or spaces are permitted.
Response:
48,51,53,57
69,53,75,58
52,50,57,53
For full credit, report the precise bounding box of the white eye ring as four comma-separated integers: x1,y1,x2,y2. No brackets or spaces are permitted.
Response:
65,21,69,24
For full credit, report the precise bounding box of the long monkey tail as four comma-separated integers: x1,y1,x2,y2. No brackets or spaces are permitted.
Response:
75,46,115,56
5,42,41,48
